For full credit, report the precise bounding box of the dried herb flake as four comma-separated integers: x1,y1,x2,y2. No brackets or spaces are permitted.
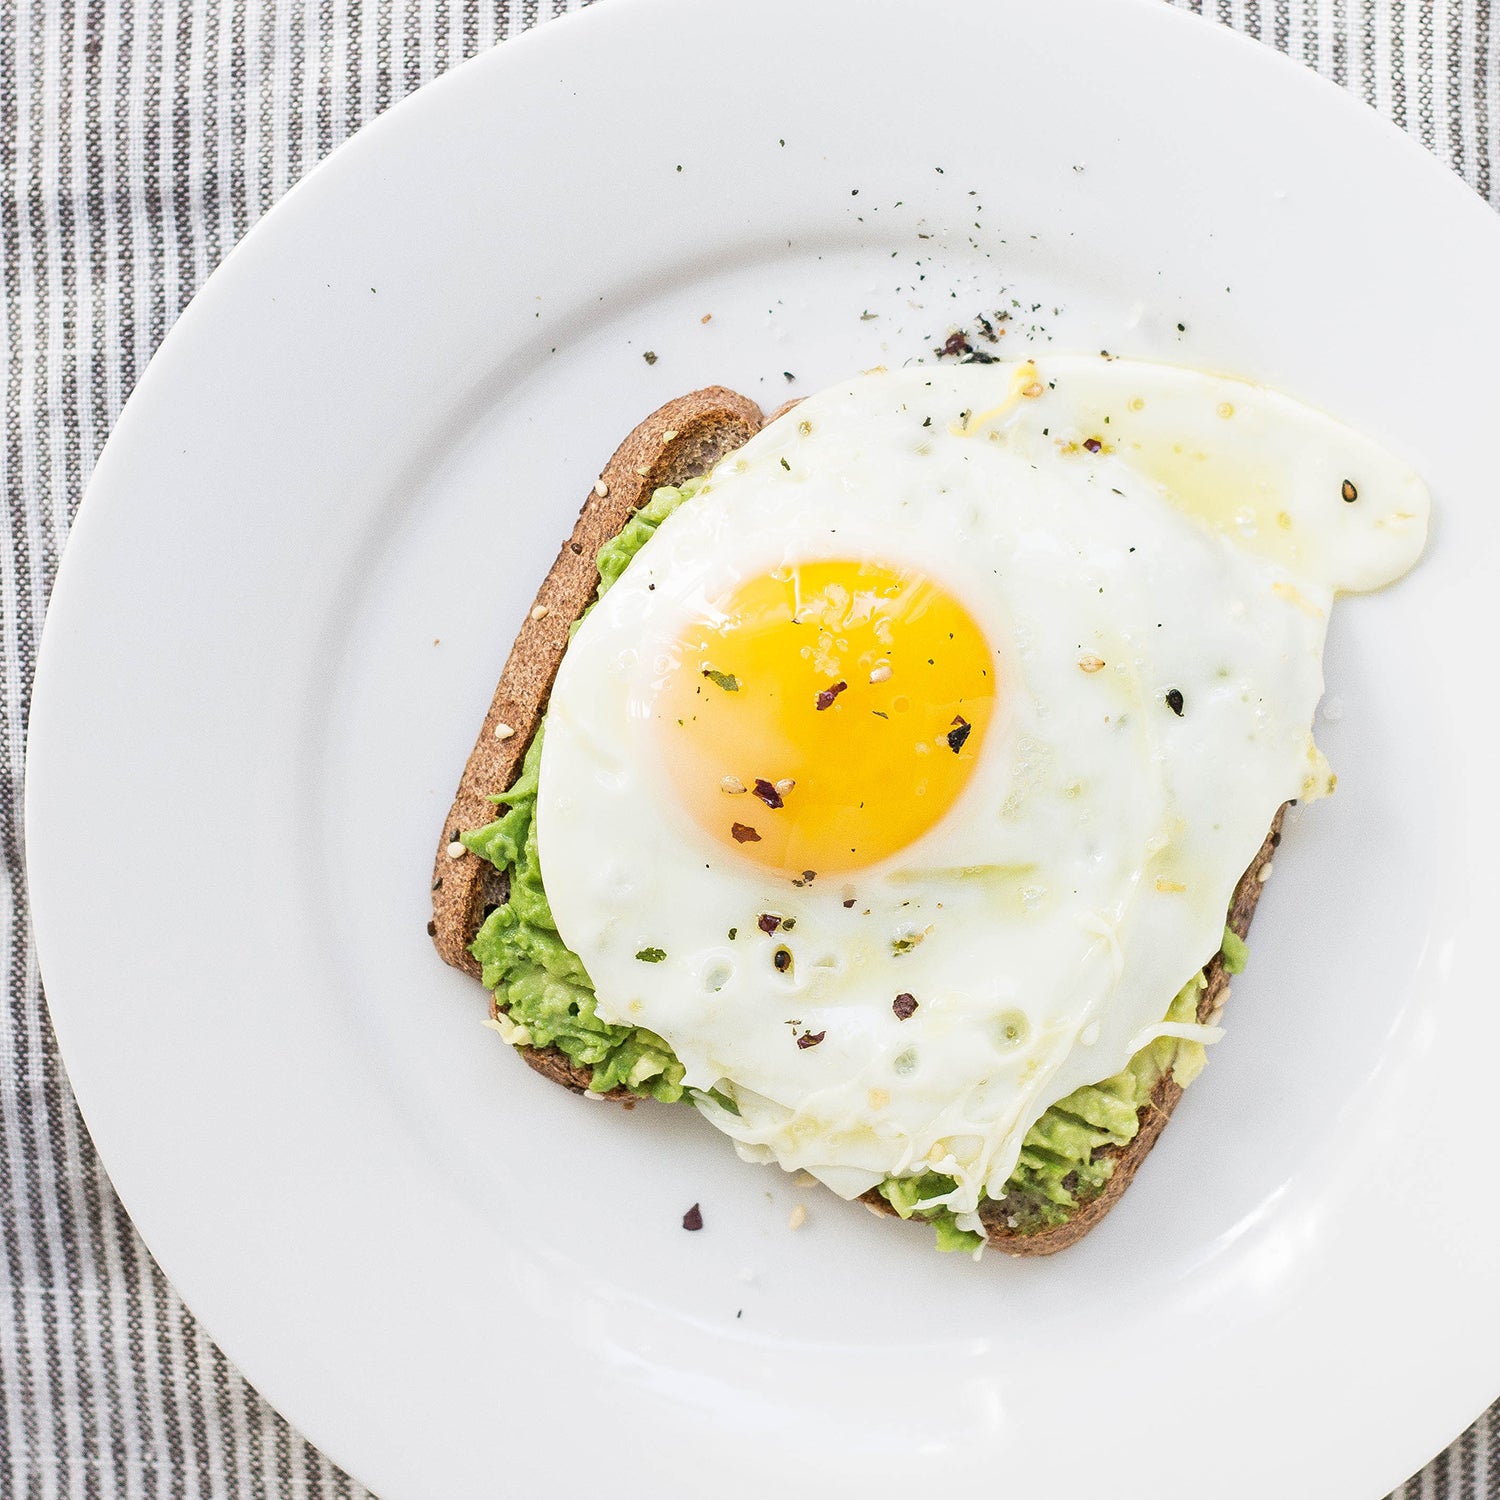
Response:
753,778,784,810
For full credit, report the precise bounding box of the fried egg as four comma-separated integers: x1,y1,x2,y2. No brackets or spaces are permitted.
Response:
536,358,1428,1222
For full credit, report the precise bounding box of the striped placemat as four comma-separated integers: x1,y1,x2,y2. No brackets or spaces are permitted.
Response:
2,1,1494,1494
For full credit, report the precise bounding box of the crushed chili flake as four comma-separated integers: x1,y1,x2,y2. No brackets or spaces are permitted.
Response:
796,1030,826,1049
731,822,761,843
842,898,856,908
893,993,918,1020
945,717,973,753
940,331,972,358
1166,688,1185,716
753,778,784,810
757,913,782,935
815,680,848,711
682,1203,704,1231
1083,437,1103,453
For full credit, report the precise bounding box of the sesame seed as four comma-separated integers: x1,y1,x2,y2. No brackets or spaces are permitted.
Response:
869,663,892,684
774,778,795,795
530,605,549,621
493,722,515,740
635,465,651,477
593,478,609,497
1022,381,1044,398
663,429,678,442
1078,655,1106,673
1256,862,1274,882
720,776,747,794
446,841,466,859
788,1204,807,1230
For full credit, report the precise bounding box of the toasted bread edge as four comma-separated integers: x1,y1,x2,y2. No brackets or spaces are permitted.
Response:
429,387,765,1093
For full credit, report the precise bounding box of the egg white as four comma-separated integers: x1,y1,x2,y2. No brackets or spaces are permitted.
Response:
536,358,1429,1218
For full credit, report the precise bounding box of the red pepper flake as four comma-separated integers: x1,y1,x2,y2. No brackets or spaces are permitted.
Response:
796,1030,826,1049
893,993,918,1020
731,822,761,843
682,1203,704,1231
815,680,848,711
757,913,782,935
842,898,856,908
940,331,972,358
752,778,784,810
1083,437,1103,453
945,716,972,753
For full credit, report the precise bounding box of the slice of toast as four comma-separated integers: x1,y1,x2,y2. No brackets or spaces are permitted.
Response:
431,386,1283,1253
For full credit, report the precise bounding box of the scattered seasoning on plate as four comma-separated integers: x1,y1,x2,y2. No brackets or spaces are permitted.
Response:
643,350,657,364
682,1203,704,1231
815,680,847,711
758,913,782,935
796,1029,825,1049
1166,688,1185,716
753,778,784,810
893,993,918,1020
635,947,666,963
774,948,793,973
703,669,740,692
731,823,761,843
945,716,972,753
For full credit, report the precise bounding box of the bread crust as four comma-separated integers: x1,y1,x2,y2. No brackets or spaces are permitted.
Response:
432,387,1289,1249
430,388,764,1090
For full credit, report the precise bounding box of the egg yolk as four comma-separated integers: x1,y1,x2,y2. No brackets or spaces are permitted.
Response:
655,560,996,875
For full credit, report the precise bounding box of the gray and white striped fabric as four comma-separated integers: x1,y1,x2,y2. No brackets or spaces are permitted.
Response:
1,0,1495,1494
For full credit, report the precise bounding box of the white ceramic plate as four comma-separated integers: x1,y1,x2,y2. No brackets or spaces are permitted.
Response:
26,1,1500,1495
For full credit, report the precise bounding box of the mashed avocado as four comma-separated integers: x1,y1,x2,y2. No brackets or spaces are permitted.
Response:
462,478,1246,1252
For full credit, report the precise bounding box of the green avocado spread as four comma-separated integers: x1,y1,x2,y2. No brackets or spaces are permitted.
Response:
462,480,1247,1255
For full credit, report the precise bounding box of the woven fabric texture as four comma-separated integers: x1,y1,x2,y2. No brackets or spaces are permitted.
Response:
2,0,1495,1494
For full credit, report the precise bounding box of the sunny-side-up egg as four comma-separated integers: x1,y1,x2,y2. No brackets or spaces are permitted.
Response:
537,358,1429,1225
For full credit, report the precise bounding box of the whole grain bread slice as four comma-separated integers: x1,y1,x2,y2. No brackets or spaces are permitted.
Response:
430,387,764,1092
431,385,1287,1252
